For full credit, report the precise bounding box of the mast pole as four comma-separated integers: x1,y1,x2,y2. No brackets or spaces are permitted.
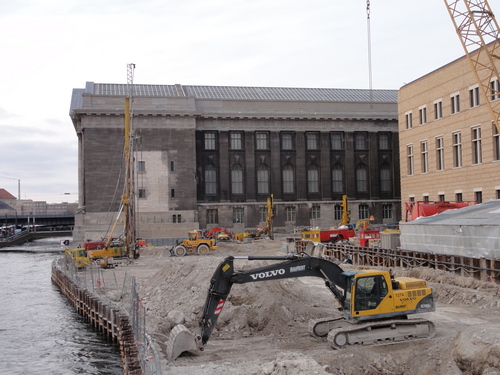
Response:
124,63,136,256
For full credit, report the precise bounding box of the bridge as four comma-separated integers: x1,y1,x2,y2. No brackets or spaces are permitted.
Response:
0,229,72,249
1,213,74,228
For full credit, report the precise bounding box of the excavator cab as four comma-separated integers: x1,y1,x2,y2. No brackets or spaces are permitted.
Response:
342,270,434,322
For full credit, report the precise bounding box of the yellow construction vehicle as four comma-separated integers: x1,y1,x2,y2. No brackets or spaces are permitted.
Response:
196,253,435,350
339,195,350,226
64,247,90,269
235,194,275,241
171,231,217,256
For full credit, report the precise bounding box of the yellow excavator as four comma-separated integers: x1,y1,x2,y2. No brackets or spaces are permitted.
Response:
193,253,435,351
161,253,436,359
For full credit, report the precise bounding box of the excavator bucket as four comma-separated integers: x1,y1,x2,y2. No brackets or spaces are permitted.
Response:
165,324,198,361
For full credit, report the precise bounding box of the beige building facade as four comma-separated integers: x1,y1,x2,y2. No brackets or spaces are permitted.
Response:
399,51,500,219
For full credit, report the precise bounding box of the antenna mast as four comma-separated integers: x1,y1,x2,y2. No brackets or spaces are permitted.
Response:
366,0,373,91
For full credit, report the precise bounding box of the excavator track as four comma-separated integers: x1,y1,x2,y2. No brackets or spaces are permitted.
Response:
308,317,345,337
326,318,436,349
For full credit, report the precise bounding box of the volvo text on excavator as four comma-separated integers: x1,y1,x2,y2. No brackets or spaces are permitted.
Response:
196,253,435,350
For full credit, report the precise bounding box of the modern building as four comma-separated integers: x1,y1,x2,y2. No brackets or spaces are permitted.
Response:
70,83,401,243
0,188,77,220
398,50,500,220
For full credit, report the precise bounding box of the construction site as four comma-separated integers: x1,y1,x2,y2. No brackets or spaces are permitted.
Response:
53,1,500,374
77,237,498,375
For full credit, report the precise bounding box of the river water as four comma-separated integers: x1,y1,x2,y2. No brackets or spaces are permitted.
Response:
0,238,122,375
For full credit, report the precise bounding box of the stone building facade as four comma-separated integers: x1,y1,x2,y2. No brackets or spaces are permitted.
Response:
70,83,400,243
399,50,500,220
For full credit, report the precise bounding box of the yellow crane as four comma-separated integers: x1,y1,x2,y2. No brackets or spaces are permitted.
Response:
444,0,500,128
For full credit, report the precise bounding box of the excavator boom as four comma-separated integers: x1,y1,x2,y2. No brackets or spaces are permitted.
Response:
198,255,347,346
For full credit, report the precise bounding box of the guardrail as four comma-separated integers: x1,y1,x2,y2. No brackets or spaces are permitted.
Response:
296,241,500,284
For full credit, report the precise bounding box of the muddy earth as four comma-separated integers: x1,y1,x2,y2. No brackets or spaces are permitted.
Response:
111,238,500,375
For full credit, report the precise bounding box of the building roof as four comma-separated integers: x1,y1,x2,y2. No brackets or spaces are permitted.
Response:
86,82,397,103
402,200,500,227
0,189,16,200
0,200,15,210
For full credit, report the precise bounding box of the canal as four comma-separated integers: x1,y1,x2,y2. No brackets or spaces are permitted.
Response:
0,238,122,375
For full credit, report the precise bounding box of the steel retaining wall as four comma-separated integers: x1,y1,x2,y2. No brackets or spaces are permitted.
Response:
51,262,142,375
296,241,500,284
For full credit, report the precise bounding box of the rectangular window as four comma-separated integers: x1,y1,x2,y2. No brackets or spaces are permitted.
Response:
407,145,414,176
334,205,342,221
138,188,146,199
231,166,243,195
207,209,218,224
475,191,482,204
421,141,428,173
378,133,390,150
306,132,319,150
405,111,413,130
331,132,344,150
436,137,444,171
359,204,369,220
230,132,243,150
453,132,462,168
491,78,500,101
257,166,269,195
451,93,460,114
434,100,443,120
456,192,463,201
137,161,146,173
205,165,217,195
285,206,296,222
172,214,181,223
204,132,216,150
354,132,367,150
233,207,244,223
493,125,500,161
423,195,430,202
307,167,319,194
259,207,267,222
472,127,482,164
419,106,427,125
170,161,175,172
310,205,320,220
256,132,269,150
281,133,294,150
438,194,445,202
469,86,480,108
497,190,500,199
283,166,294,194
382,204,392,219
171,188,175,198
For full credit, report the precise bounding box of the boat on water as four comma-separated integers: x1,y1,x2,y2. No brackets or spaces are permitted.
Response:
66,64,141,268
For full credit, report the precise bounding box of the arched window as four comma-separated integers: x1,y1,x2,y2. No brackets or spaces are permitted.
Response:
231,164,243,195
282,164,294,194
332,163,344,193
257,164,269,194
307,164,319,193
205,164,217,195
356,163,368,193
380,164,391,193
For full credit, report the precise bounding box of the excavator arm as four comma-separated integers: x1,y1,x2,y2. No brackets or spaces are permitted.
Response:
197,254,347,347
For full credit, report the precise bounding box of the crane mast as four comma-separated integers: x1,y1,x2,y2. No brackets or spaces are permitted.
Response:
124,63,136,256
444,0,500,128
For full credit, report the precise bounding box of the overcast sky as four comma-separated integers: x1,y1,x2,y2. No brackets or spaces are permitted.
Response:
0,0,468,203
